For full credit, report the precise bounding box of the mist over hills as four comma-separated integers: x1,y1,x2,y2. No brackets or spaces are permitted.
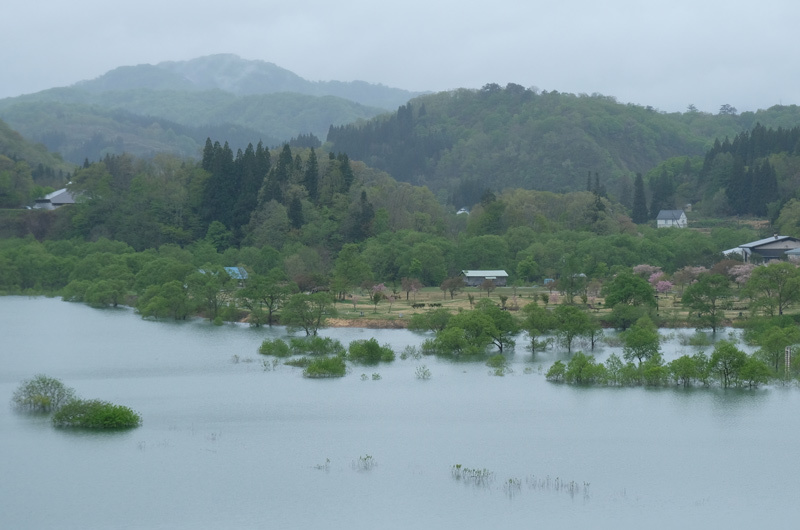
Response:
0,118,72,175
0,55,421,164
76,54,423,109
3,54,800,209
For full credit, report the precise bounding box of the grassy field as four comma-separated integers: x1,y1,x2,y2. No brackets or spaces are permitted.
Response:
328,285,750,329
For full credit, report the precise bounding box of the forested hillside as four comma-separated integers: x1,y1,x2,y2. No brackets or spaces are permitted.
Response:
0,55,418,165
0,118,73,209
0,118,72,177
3,135,764,294
5,67,800,305
641,122,800,222
3,123,789,343
0,89,377,164
6,55,800,207
327,84,800,207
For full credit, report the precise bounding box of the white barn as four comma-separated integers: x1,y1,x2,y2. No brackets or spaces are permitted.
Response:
461,270,508,287
656,210,687,228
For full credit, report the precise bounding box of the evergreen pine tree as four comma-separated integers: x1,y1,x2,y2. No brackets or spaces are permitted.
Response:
288,196,304,229
338,153,355,192
618,174,633,210
304,148,319,202
594,172,607,198
649,169,675,219
200,141,236,228
232,143,260,234
725,156,750,214
260,168,284,205
201,138,214,171
749,160,778,217
255,141,271,179
632,173,648,224
275,144,293,185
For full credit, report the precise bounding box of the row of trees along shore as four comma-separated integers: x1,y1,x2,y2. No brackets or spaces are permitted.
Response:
6,126,800,385
5,230,800,383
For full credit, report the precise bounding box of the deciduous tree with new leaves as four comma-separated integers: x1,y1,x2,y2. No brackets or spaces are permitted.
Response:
681,273,733,333
746,262,800,316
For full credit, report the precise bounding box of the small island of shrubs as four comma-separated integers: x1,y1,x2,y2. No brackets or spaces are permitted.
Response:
11,374,141,430
52,399,142,429
258,336,395,378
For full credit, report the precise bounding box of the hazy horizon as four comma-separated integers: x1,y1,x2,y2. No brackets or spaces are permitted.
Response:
3,0,799,113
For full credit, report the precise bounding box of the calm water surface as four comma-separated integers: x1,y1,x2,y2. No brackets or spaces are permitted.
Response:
1,297,797,529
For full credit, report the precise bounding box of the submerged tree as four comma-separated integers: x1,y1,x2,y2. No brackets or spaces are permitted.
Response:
11,375,76,412
521,301,554,354
709,340,747,388
281,292,337,336
621,316,660,366
681,273,732,333
552,304,593,353
236,270,296,326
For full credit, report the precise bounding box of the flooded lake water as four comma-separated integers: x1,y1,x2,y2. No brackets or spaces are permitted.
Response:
1,297,797,529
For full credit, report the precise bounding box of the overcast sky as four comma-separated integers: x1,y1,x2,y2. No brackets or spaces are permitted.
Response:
3,0,798,113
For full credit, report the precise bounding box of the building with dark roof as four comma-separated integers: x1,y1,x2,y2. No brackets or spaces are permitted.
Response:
725,235,800,262
656,210,687,228
32,188,76,210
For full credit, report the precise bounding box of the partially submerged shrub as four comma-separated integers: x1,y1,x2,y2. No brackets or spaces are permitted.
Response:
678,332,712,347
353,454,377,471
545,361,566,382
259,338,291,357
285,357,312,368
415,365,432,380
11,375,76,412
400,345,422,360
347,338,395,364
486,354,512,376
290,336,345,356
303,356,347,378
564,352,606,384
52,399,141,429
260,337,346,358
451,464,494,487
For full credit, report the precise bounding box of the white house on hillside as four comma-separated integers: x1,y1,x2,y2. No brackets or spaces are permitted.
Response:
656,210,687,228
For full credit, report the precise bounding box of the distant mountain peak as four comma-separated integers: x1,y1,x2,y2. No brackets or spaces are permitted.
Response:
156,54,304,94
73,54,422,109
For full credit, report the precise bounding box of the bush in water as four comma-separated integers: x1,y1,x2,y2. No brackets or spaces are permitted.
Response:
52,399,142,429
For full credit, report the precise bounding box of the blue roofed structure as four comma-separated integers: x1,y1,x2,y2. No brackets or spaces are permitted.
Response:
224,267,248,280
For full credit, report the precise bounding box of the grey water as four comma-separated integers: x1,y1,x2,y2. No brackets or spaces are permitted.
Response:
1,296,797,529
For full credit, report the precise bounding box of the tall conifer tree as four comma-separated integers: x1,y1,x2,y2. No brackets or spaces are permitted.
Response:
632,173,648,224
304,148,319,203
288,196,304,229
726,156,749,214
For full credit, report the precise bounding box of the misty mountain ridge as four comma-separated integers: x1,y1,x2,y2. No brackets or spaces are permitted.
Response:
74,54,423,109
0,54,420,164
4,53,800,208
